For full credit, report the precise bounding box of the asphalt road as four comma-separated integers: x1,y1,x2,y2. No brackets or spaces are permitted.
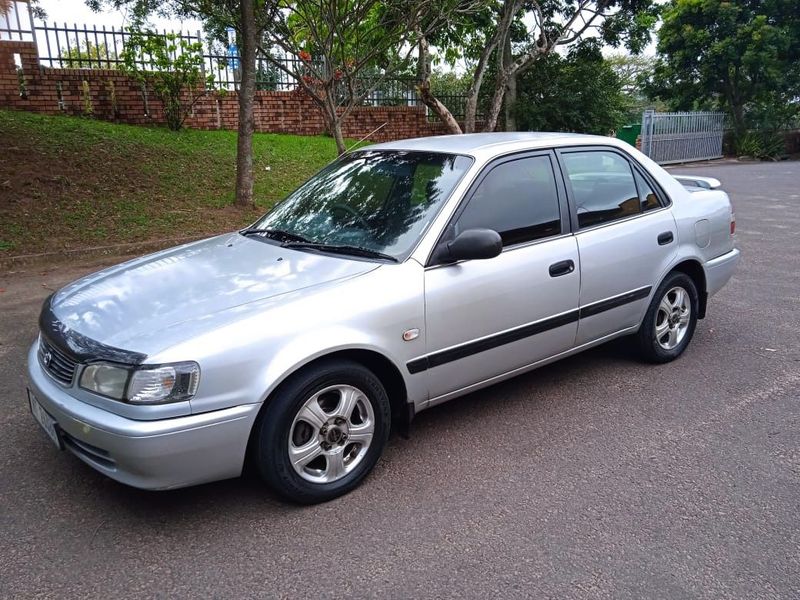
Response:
1,161,799,599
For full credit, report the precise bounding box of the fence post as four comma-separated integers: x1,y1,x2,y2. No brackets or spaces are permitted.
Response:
641,109,654,158
25,0,40,65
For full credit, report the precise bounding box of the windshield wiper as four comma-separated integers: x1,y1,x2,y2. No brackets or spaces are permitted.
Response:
282,241,398,262
240,228,310,243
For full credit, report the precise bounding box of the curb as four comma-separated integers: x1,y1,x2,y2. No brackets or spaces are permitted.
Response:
0,235,204,273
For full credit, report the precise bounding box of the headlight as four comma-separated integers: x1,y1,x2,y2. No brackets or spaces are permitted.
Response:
79,363,129,400
79,361,200,404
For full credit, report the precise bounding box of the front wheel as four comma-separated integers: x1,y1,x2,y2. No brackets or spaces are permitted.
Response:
254,359,391,504
636,272,699,363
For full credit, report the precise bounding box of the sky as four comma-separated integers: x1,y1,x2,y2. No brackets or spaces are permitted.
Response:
36,0,202,33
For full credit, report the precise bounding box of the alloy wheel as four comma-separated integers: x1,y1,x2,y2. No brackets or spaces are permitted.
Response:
655,286,691,350
288,384,375,483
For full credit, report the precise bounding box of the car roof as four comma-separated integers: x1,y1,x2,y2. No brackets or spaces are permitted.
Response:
366,132,624,159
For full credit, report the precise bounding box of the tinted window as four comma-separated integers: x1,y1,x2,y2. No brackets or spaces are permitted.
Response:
251,151,473,259
562,151,640,228
454,156,561,246
635,170,661,211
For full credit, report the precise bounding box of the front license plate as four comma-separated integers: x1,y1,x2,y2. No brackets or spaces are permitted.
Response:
28,390,63,450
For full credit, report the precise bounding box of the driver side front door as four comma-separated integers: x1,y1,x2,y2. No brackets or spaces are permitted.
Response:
415,151,580,403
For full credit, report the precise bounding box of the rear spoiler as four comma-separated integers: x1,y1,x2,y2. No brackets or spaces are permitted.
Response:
672,175,722,190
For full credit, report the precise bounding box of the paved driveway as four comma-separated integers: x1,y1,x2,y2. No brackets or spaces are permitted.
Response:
1,161,798,599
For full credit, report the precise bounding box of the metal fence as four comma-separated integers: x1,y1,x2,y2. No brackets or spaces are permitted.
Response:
0,0,35,41
640,110,725,164
18,20,467,119
1,11,471,121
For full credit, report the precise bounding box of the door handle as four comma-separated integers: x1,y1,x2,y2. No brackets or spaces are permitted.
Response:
658,231,674,245
549,259,575,277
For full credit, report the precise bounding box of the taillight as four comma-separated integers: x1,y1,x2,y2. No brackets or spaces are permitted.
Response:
730,212,736,235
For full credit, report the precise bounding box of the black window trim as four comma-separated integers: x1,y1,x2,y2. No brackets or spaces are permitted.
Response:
425,149,570,268
554,145,672,234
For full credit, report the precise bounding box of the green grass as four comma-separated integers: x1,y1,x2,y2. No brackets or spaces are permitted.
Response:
0,110,344,255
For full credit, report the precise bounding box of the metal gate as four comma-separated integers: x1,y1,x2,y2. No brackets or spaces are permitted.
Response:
640,110,725,164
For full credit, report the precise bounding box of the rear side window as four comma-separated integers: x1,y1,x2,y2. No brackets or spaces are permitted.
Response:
634,170,661,211
562,150,640,228
454,155,561,246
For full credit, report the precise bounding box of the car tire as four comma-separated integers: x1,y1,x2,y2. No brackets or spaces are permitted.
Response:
254,359,391,504
636,271,699,364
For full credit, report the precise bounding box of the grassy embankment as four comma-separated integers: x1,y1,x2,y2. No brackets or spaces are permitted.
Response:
0,110,343,255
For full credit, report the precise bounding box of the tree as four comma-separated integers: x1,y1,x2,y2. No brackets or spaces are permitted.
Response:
514,42,627,134
258,0,466,155
89,0,274,207
417,0,660,134
60,41,118,68
607,52,666,122
650,0,800,137
120,29,209,130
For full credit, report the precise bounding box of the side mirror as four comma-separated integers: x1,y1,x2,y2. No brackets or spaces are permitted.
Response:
437,228,502,263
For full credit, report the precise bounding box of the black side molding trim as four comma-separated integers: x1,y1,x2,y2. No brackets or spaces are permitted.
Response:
407,310,578,375
578,286,652,319
407,285,652,374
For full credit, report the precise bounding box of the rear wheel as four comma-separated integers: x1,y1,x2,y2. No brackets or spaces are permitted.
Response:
255,359,391,504
636,272,698,363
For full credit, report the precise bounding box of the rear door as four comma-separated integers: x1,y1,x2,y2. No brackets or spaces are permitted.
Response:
556,147,678,346
419,151,580,401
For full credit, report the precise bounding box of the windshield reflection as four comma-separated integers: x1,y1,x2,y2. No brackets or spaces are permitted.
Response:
250,151,473,259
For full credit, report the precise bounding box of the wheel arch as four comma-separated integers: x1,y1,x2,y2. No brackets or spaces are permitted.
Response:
670,259,708,319
246,348,412,462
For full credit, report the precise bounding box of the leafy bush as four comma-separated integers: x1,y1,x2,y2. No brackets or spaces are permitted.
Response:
735,131,786,160
120,29,212,131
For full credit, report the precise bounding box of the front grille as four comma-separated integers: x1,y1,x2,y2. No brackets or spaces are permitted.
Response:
38,335,79,386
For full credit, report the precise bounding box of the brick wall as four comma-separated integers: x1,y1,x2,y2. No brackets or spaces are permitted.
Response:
0,39,446,141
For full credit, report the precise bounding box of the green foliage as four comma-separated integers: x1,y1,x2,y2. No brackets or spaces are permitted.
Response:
119,28,211,130
606,53,667,122
429,71,471,97
255,56,280,91
734,131,786,160
60,41,118,68
650,0,800,135
513,42,627,135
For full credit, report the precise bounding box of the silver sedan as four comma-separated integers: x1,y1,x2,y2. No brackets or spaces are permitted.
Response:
27,133,739,503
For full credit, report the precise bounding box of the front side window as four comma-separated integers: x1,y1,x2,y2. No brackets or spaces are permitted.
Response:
250,151,473,260
454,155,561,246
562,150,640,228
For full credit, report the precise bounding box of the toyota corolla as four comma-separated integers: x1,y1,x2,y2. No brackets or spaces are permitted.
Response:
27,133,739,503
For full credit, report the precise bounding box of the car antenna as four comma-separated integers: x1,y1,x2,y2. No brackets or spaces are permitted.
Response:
345,122,388,154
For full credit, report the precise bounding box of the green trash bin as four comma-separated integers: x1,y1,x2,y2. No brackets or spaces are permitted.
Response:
617,123,641,147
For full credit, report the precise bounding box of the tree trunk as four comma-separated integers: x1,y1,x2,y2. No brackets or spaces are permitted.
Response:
234,0,257,208
321,94,347,155
483,71,508,132
332,119,346,155
416,33,462,134
503,36,517,131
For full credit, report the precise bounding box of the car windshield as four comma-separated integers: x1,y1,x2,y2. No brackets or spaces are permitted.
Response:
247,150,473,260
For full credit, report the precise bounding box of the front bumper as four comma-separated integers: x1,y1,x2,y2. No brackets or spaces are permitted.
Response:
705,248,741,297
26,343,261,490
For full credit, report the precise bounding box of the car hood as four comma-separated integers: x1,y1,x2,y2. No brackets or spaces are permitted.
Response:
48,233,378,356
